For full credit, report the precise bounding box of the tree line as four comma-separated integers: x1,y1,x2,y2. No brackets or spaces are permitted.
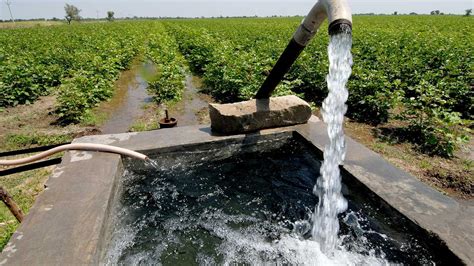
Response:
64,3,115,24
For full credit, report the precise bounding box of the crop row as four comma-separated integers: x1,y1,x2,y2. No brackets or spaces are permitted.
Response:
145,24,186,103
1,18,471,156
165,23,295,103
165,16,472,157
0,22,155,122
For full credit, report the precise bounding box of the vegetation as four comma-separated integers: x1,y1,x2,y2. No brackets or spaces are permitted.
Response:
0,14,472,252
167,24,295,102
1,167,53,251
4,133,72,150
0,22,156,123
164,16,472,157
1,16,471,154
107,11,115,22
64,4,81,24
145,24,187,103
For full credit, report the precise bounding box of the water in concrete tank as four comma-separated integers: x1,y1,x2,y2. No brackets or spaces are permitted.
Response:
312,29,353,253
104,136,442,265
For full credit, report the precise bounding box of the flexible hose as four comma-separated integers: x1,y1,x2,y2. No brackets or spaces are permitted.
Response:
0,143,148,166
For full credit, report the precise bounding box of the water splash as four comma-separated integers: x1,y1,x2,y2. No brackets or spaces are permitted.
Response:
144,158,160,170
312,29,353,253
108,137,438,265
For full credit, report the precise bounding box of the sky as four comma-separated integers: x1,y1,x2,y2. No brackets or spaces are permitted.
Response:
1,0,473,20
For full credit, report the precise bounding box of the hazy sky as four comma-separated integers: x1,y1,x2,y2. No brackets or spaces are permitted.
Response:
1,0,473,20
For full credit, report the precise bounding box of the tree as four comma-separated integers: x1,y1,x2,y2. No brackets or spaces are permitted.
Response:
393,11,398,15
465,9,472,16
106,11,115,22
64,4,81,24
431,10,441,15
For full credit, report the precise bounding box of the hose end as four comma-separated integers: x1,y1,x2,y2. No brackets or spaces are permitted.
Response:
328,19,352,35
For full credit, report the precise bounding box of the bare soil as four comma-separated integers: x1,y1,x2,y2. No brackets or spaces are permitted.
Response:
0,95,99,151
342,118,473,200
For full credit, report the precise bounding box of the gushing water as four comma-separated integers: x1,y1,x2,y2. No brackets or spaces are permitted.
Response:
144,158,160,170
312,29,353,253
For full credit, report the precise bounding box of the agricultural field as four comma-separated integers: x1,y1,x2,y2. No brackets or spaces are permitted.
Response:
0,20,64,29
166,16,473,156
0,15,473,250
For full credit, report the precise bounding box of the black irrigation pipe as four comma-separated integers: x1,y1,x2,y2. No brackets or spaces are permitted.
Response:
0,158,62,177
0,142,71,157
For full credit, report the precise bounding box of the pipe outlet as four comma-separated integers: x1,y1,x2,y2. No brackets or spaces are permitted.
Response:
294,0,352,46
255,0,352,99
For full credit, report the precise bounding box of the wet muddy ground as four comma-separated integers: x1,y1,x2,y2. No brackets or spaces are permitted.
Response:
101,64,152,134
167,75,213,127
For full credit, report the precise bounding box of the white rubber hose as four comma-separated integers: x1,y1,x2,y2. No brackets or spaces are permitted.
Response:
0,143,149,166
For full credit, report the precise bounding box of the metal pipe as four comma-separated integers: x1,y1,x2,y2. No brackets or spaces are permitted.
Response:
0,143,148,166
255,0,352,99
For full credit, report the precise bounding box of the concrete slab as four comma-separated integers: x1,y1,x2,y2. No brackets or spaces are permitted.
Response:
1,116,472,265
1,152,122,265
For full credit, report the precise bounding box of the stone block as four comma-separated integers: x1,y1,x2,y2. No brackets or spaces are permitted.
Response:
209,95,312,134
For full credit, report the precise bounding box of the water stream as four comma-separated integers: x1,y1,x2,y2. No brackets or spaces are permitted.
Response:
167,75,212,126
312,29,353,253
102,62,153,134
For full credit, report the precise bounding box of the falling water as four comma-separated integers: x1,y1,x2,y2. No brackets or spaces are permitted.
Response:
312,28,353,253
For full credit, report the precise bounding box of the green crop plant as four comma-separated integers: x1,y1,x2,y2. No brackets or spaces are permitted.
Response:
1,16,471,156
145,25,187,104
0,22,153,122
164,16,472,156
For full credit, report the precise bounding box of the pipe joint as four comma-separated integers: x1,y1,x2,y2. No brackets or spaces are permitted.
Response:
293,23,317,46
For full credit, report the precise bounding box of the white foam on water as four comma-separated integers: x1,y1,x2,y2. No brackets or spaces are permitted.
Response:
105,197,391,265
204,210,391,265
312,29,353,254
